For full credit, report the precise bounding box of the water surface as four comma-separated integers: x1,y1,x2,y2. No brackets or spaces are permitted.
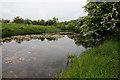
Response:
1,34,87,78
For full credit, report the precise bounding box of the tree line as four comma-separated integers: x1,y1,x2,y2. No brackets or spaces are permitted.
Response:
1,1,120,40
0,16,58,26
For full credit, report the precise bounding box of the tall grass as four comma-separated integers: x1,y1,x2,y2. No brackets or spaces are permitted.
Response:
59,39,119,78
2,23,61,37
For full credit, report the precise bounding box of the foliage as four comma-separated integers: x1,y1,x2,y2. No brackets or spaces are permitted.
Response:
11,16,58,26
24,19,33,24
58,2,120,78
13,16,24,24
2,23,61,37
58,40,119,78
57,2,120,40
80,2,120,39
56,20,77,31
56,23,66,31
0,19,10,23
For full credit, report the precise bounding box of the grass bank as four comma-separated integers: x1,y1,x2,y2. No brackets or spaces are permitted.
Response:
2,23,61,38
59,39,119,78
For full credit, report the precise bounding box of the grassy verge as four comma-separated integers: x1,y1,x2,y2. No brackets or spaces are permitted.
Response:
2,23,61,37
59,39,119,78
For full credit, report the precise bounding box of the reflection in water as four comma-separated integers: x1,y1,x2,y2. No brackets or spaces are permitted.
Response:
0,34,64,44
67,35,102,48
1,34,88,78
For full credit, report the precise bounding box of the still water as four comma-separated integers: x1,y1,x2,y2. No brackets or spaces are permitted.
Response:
1,34,87,78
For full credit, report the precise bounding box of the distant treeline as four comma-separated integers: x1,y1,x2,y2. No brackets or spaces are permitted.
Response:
0,16,58,26
1,1,120,40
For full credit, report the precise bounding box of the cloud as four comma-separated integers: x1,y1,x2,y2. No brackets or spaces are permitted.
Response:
1,0,87,21
0,0,87,2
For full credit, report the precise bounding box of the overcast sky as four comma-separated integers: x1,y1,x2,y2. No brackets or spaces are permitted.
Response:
0,0,87,22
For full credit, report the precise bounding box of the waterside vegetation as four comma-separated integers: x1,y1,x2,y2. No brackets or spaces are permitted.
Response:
1,1,120,78
59,39,119,78
2,23,61,38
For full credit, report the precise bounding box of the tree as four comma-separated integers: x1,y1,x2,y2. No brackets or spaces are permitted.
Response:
38,19,46,25
46,17,58,25
79,1,120,39
52,17,58,25
66,23,76,30
13,16,24,24
24,19,32,24
46,19,54,25
0,19,10,23
32,20,38,25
